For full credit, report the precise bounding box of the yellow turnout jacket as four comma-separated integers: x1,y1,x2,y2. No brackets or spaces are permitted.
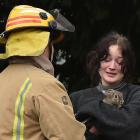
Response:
0,63,85,140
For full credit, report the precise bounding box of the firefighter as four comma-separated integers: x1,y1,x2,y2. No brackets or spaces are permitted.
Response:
0,5,85,140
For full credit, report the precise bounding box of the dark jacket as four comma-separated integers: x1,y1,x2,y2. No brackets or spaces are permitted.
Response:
70,83,140,140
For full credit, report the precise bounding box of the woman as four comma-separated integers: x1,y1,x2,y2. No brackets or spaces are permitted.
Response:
70,32,140,140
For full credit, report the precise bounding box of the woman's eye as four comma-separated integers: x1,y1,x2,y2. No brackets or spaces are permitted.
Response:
117,60,124,65
104,58,111,62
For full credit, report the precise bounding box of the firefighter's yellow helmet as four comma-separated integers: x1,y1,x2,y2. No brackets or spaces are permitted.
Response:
0,5,75,44
0,5,75,59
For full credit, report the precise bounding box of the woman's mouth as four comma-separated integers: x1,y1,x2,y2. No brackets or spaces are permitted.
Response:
106,72,117,77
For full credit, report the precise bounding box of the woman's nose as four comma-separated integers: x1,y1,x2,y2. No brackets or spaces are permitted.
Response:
109,60,116,69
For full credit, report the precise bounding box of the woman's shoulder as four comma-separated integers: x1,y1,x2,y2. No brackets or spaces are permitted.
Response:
70,87,98,98
123,83,140,100
126,83,140,91
71,87,97,95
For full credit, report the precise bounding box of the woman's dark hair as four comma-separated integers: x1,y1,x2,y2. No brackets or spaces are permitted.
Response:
86,31,135,86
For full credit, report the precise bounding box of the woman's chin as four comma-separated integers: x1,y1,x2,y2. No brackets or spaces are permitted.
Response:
103,77,119,86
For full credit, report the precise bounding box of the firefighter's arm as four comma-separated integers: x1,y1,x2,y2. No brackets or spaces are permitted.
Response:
34,79,86,140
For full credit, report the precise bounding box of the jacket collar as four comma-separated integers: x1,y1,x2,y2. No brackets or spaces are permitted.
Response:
97,81,127,95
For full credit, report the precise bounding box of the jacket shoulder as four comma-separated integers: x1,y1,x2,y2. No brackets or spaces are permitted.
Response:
70,87,98,99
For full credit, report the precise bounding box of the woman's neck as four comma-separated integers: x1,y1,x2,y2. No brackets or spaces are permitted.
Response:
97,81,127,91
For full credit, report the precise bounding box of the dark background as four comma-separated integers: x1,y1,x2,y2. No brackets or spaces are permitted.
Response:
0,0,140,92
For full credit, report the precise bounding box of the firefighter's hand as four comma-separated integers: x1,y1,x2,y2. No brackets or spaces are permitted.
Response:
103,89,124,108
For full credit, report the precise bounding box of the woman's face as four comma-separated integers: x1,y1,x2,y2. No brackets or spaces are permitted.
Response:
99,45,124,86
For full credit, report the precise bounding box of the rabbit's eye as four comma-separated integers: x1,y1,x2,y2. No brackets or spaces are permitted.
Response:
115,95,118,98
